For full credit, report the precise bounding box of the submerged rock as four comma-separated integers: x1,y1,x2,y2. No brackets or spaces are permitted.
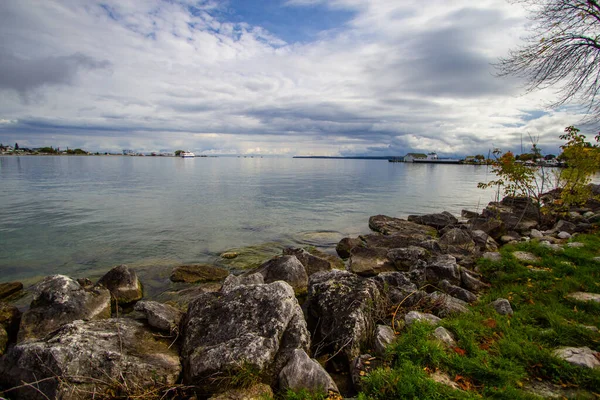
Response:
0,318,181,400
221,272,264,293
170,264,229,283
386,246,430,271
181,281,310,392
18,275,111,342
98,265,143,304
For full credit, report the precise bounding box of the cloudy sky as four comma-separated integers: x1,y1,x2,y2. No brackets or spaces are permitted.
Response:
0,0,593,156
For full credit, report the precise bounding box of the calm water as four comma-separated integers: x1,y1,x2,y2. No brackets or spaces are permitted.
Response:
0,156,497,290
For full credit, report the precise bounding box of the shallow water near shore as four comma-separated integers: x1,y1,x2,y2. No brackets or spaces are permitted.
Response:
0,156,498,295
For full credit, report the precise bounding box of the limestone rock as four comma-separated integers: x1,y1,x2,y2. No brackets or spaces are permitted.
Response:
221,273,264,293
512,251,541,263
470,217,505,239
429,292,470,317
567,242,584,248
134,300,183,334
0,319,181,400
554,220,577,234
426,254,461,285
471,230,499,252
490,298,513,315
18,275,111,342
170,264,229,283
348,247,395,276
460,269,489,293
433,326,456,347
566,292,600,303
98,265,143,304
336,237,364,259
405,311,441,326
374,325,397,355
553,347,600,369
386,246,430,271
181,281,310,391
279,349,339,394
369,215,437,235
252,255,309,295
407,211,458,230
530,229,544,239
361,232,435,251
371,271,422,306
283,247,333,276
220,251,239,259
438,280,477,303
439,228,475,251
0,282,23,300
540,241,564,251
305,270,380,365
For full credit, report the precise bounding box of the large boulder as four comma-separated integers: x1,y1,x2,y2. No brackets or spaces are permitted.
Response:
348,247,395,276
283,248,333,276
0,319,181,400
369,215,437,235
170,264,229,283
0,303,20,355
18,275,111,342
279,349,338,395
251,255,309,295
407,211,458,230
97,265,143,304
181,281,310,392
134,300,183,334
305,270,381,365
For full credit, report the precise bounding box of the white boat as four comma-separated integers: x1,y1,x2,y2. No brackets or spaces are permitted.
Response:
180,151,195,158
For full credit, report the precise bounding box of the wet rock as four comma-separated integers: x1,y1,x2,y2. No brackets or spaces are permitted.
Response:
305,270,380,365
0,303,20,355
471,230,499,252
554,220,577,234
220,251,239,259
217,242,285,270
348,247,395,276
170,264,229,283
461,269,489,293
490,298,513,315
209,384,274,399
283,248,334,276
18,275,111,342
439,228,476,251
0,282,23,300
512,251,541,263
433,326,456,347
407,211,458,230
0,318,181,400
438,280,477,303
374,325,397,355
426,254,461,285
386,246,430,271
429,292,470,317
566,292,600,303
279,349,339,394
221,272,264,293
134,300,183,334
482,252,502,262
252,255,308,295
181,281,309,391
98,265,143,304
404,311,441,326
336,237,364,259
553,347,600,369
369,215,436,235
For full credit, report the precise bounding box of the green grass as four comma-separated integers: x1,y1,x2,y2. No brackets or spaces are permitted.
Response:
356,233,600,399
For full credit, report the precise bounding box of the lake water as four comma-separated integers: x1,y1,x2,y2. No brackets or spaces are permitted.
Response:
0,156,498,294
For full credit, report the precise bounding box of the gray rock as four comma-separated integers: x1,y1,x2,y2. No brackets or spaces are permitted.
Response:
490,298,513,315
567,242,585,248
553,347,600,369
557,231,572,239
253,255,309,295
386,246,430,271
405,311,441,326
433,326,456,347
0,319,181,400
361,231,435,251
512,251,541,263
283,248,333,276
471,230,499,252
438,280,477,303
348,247,395,276
426,254,461,285
170,264,229,283
221,272,264,293
0,282,23,300
554,220,577,234
98,265,143,304
371,272,422,306
566,292,600,303
482,252,502,262
470,217,505,239
540,241,564,251
429,292,470,317
306,270,380,365
336,237,364,259
374,325,397,355
460,269,489,293
181,281,309,391
369,215,437,235
530,229,544,239
407,211,458,230
279,349,338,394
439,228,476,251
18,275,111,342
134,300,183,334
461,209,480,219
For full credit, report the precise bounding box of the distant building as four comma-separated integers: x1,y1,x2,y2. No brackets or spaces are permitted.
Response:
403,153,427,162
122,149,136,155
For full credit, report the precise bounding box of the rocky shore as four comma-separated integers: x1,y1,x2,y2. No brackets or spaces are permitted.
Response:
1,193,600,399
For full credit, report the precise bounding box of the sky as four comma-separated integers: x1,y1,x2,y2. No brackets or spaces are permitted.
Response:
0,0,595,156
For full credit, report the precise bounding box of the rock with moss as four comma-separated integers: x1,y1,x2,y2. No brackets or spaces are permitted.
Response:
374,325,397,355
279,349,339,394
490,298,513,315
386,246,430,271
0,318,181,400
0,282,23,300
18,275,111,342
305,270,381,365
220,273,264,293
98,265,143,304
348,247,395,276
170,264,229,283
404,311,441,326
553,347,600,369
283,247,333,275
250,255,308,295
181,281,310,392
0,302,20,355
